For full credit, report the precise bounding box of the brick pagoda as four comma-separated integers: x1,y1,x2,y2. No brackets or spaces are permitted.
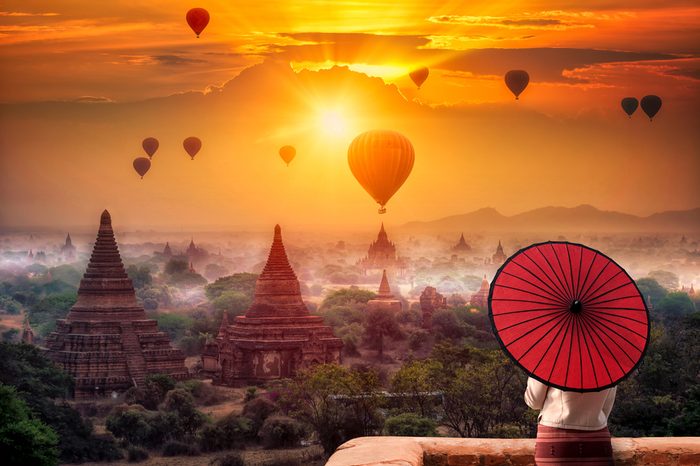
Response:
215,225,342,386
45,210,187,399
358,223,406,273
366,270,402,313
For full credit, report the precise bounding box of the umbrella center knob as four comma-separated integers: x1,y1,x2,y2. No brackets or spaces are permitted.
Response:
570,300,583,314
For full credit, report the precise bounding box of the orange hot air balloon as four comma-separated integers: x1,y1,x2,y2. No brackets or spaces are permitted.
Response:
347,130,415,214
142,137,159,158
409,67,429,89
183,137,202,160
133,157,151,179
279,145,296,166
186,8,210,38
505,70,530,100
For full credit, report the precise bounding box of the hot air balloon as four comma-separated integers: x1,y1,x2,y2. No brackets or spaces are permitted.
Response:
640,95,662,121
347,130,415,214
133,157,151,179
186,8,210,38
183,137,201,160
621,97,638,118
409,67,429,89
279,145,296,166
142,137,159,158
505,70,530,100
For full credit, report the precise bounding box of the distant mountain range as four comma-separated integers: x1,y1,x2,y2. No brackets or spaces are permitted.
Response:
400,205,700,233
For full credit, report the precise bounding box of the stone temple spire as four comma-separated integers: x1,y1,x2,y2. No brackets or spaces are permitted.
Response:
67,209,142,321
377,270,393,298
246,225,308,318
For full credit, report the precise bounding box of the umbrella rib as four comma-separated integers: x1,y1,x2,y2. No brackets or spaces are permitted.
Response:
564,315,577,387
504,312,569,350
581,314,638,365
578,261,611,304
586,309,648,326
532,313,572,375
501,270,569,305
585,306,646,311
578,252,598,305
581,269,625,304
551,243,574,302
516,314,570,373
584,312,648,340
584,281,633,306
509,261,567,303
586,295,642,308
575,246,584,300
579,316,614,386
492,298,565,306
492,306,566,317
578,316,599,388
536,248,572,303
546,313,574,384
565,244,577,299
494,283,569,306
497,309,566,333
580,313,625,378
522,251,569,302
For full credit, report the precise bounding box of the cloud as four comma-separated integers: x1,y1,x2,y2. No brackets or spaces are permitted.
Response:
0,11,59,17
71,96,114,103
152,54,207,66
426,12,597,30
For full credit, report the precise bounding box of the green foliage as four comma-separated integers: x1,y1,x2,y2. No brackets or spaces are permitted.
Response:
160,388,207,436
320,306,364,329
212,291,252,316
384,413,437,437
320,287,376,311
0,383,59,466
47,265,82,287
106,405,158,447
335,322,363,356
153,313,192,343
432,309,467,340
647,270,679,290
407,329,430,350
127,445,149,463
163,259,207,287
126,265,152,290
199,414,253,452
242,396,279,433
205,273,258,301
635,277,668,309
258,415,305,449
28,291,77,336
390,359,442,416
363,308,402,358
2,328,19,342
162,440,200,457
0,294,23,314
656,292,696,316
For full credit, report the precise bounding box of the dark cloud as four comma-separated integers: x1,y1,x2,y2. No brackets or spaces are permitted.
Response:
151,54,206,66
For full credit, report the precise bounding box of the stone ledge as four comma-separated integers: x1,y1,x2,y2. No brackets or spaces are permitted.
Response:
326,436,700,466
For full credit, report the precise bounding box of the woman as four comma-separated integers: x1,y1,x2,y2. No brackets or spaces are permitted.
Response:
525,377,616,466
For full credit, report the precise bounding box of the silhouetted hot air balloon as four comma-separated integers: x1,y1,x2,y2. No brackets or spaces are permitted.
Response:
505,70,530,100
186,8,210,38
640,95,662,121
409,67,429,89
620,97,639,118
183,137,202,160
142,137,159,158
133,157,151,179
347,130,415,214
279,146,296,166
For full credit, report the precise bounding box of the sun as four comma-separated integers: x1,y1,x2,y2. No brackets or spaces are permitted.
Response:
318,109,347,137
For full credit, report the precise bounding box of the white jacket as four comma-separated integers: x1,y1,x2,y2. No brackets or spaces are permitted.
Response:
524,377,616,431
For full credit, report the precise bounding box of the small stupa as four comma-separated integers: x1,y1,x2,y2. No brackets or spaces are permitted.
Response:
45,210,187,398
366,270,402,313
470,275,490,309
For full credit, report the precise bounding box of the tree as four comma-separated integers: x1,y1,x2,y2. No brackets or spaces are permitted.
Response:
390,359,441,416
647,270,679,290
320,287,376,311
28,292,77,336
212,291,252,317
363,308,401,359
205,273,258,301
636,278,668,309
161,388,206,436
127,265,152,290
432,309,467,340
384,413,437,437
657,292,696,317
0,384,59,466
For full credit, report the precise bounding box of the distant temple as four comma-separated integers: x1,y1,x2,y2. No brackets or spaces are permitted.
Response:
453,233,471,252
163,242,172,257
27,249,34,260
21,316,34,345
186,238,207,263
45,210,187,399
61,233,76,260
215,225,342,386
358,223,405,272
492,241,507,265
470,275,490,309
420,286,447,330
366,270,402,313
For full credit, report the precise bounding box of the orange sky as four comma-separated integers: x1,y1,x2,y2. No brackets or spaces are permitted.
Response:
0,1,698,231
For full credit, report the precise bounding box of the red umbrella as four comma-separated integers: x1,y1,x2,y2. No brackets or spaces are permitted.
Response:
489,241,649,392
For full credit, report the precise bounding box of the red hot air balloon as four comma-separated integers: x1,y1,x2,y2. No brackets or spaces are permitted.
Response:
620,98,638,118
505,70,530,100
279,146,296,166
186,8,210,38
640,95,662,121
409,67,429,89
142,137,159,158
347,130,415,214
133,157,151,179
183,137,202,160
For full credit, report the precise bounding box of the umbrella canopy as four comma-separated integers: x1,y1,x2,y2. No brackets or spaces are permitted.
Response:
488,241,649,392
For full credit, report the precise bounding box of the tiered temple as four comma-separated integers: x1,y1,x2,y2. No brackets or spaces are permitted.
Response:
45,210,187,399
366,270,402,313
61,233,76,260
452,233,471,252
215,225,342,386
419,286,447,330
358,223,406,272
492,240,507,264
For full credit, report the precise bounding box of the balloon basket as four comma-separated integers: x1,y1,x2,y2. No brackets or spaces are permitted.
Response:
378,207,387,214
